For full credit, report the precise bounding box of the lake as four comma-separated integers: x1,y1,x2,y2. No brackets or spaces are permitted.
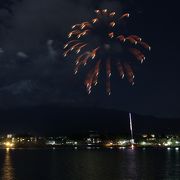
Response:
0,148,179,180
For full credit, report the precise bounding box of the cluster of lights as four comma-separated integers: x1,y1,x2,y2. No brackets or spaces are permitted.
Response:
4,142,14,148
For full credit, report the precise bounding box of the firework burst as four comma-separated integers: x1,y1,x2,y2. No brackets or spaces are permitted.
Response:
64,9,151,95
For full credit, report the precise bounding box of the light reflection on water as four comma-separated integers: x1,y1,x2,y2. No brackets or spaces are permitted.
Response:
1,148,14,180
165,148,180,178
0,148,179,180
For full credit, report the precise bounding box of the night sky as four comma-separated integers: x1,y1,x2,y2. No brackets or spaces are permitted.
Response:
0,0,179,134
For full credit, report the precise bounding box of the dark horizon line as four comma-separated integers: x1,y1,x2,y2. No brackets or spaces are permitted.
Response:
0,102,179,120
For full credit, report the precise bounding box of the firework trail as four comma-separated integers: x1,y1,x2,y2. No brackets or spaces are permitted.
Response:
64,9,151,95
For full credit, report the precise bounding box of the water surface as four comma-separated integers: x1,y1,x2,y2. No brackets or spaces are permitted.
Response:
0,148,179,180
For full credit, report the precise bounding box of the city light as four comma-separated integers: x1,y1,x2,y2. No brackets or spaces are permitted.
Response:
0,133,179,150
105,142,113,147
164,141,172,146
4,142,14,148
141,142,146,145
131,144,135,149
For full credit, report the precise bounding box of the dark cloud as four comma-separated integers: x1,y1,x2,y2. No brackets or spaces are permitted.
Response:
2,0,93,51
0,79,34,95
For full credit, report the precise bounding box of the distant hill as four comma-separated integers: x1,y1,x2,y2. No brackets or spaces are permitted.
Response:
0,104,179,135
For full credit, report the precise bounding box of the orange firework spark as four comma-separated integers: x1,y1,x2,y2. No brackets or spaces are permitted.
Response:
64,9,151,95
